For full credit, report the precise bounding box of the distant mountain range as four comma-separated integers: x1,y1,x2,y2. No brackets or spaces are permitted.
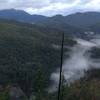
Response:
0,9,100,38
0,9,47,23
0,9,100,28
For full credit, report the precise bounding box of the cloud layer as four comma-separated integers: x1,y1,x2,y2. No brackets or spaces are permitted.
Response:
0,0,100,16
49,38,100,92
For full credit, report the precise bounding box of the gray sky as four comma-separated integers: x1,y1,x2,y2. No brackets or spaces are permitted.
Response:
0,0,100,16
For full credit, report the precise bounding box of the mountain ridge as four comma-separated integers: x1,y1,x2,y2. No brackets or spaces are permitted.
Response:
0,9,47,23
0,9,100,34
0,9,100,27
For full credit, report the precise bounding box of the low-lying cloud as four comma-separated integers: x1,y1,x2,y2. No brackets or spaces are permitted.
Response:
49,38,100,92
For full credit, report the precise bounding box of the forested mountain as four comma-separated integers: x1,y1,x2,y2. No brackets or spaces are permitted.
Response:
64,12,100,28
37,12,100,34
1,9,100,29
90,23,100,33
0,9,47,23
37,12,100,29
0,19,76,99
0,9,100,100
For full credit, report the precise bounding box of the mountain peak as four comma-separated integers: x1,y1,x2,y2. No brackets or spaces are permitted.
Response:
0,9,47,23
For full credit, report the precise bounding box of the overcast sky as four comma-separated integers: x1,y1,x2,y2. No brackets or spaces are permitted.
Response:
0,0,100,16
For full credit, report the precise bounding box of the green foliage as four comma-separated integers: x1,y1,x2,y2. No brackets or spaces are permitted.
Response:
0,19,100,100
90,47,100,58
0,89,9,100
0,20,77,98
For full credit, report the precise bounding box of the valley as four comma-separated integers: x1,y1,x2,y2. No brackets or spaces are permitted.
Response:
0,9,100,100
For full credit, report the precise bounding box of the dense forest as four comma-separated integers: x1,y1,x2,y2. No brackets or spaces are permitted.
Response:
0,19,76,100
0,10,100,100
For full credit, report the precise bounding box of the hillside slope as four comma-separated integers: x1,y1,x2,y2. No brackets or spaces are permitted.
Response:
0,19,76,97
